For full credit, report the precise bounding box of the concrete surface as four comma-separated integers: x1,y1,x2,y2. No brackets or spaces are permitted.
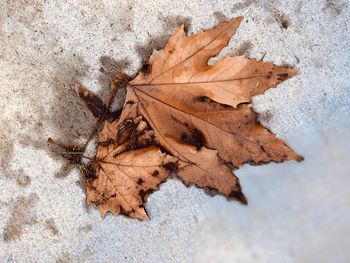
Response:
0,0,349,262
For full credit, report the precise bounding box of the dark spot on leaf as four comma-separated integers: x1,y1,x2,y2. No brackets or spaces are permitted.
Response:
277,73,289,81
137,178,145,185
152,170,159,177
266,71,273,79
180,128,206,150
195,96,217,104
163,162,178,172
141,63,151,74
194,96,231,108
195,96,208,103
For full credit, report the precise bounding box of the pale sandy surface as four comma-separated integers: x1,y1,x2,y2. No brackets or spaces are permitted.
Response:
0,0,349,262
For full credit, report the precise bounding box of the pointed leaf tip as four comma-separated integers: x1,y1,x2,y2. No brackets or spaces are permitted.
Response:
229,190,248,205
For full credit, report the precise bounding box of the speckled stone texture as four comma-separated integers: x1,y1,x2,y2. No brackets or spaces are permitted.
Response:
0,0,349,262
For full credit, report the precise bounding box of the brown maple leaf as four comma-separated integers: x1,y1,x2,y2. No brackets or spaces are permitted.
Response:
76,16,303,220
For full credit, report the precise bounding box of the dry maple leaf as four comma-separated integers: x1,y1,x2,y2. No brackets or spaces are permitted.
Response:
76,16,303,220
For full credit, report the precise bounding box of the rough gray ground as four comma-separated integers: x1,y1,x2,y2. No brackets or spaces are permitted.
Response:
0,0,349,262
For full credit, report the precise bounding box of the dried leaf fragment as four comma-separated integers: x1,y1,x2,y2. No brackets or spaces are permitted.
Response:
86,106,177,220
77,16,302,220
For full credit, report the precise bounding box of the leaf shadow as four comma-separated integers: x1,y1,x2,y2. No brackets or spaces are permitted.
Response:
135,15,193,66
